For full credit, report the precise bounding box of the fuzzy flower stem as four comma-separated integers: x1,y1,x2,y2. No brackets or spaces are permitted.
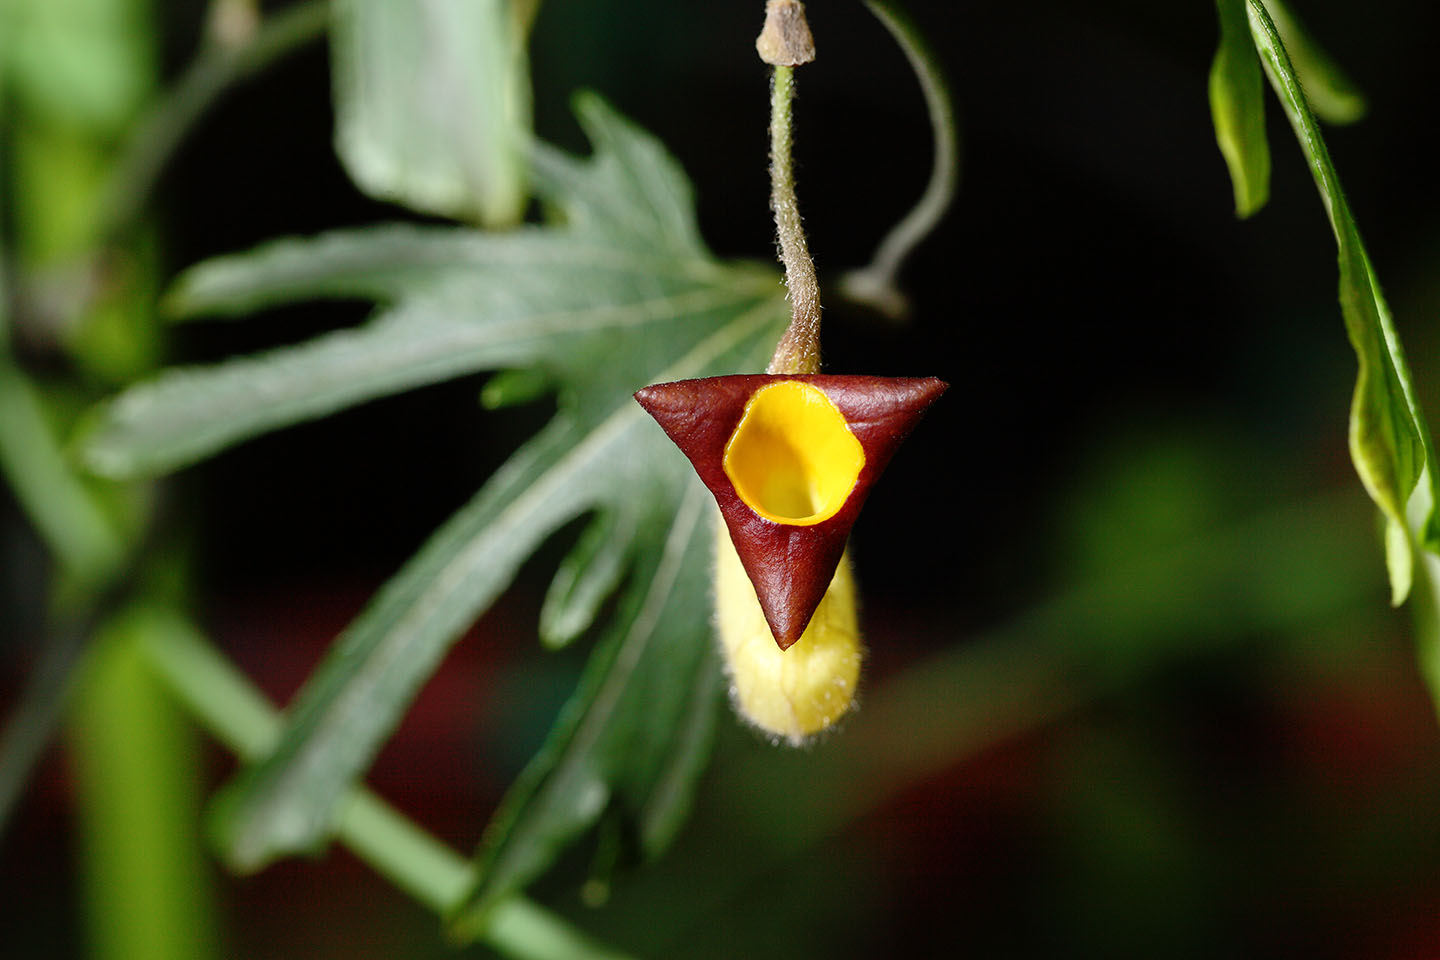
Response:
758,0,822,376
765,66,821,375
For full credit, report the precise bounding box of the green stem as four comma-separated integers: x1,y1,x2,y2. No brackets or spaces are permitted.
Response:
765,65,822,375
0,605,98,835
0,361,125,581
841,0,960,319
70,611,220,960
139,613,637,960
97,0,332,238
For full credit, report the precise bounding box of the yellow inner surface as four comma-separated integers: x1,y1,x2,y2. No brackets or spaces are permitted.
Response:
723,381,865,526
714,517,861,745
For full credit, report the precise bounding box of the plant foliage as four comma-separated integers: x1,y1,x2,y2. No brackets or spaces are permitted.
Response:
1209,2,1440,652
80,95,789,912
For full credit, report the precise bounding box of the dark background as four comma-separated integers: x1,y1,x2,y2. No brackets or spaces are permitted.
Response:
9,0,1440,956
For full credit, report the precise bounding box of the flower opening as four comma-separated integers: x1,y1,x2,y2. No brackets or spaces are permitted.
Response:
723,381,865,525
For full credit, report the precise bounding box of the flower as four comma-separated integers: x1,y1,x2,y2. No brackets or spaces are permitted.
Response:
636,373,945,742
637,374,946,645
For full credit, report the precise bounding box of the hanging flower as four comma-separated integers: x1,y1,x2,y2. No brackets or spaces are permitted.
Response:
636,374,946,742
633,0,951,743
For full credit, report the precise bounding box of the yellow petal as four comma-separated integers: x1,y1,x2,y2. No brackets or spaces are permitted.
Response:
722,380,865,526
714,514,861,744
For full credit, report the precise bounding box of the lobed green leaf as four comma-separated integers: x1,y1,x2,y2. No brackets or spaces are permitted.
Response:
1209,0,1270,217
173,99,790,880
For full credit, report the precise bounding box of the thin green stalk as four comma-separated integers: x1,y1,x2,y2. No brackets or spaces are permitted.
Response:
841,0,960,319
98,0,332,238
765,64,821,375
0,362,125,581
0,605,99,836
139,613,638,960
70,613,220,960
0,55,128,838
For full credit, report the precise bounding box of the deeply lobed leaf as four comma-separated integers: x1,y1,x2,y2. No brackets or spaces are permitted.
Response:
96,97,790,896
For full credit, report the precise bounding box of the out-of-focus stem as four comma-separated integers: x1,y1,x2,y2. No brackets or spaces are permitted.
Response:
70,618,219,960
140,614,637,960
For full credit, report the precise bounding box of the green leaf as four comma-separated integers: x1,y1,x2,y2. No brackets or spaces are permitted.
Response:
450,485,726,937
331,0,533,226
1244,0,1437,605
111,95,790,878
82,257,762,477
1260,0,1366,125
539,510,634,650
1209,0,1270,217
483,368,554,410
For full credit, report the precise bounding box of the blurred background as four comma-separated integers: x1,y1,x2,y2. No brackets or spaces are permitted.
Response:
7,0,1440,957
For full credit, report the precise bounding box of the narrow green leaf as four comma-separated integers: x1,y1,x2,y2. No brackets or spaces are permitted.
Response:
331,0,532,226
81,280,766,479
1210,0,1270,217
0,360,125,578
539,510,635,650
1245,0,1437,604
193,99,788,873
1261,0,1366,125
482,367,554,410
162,225,722,320
451,485,724,936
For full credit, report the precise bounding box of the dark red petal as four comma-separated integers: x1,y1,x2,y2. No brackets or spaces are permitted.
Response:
635,374,947,648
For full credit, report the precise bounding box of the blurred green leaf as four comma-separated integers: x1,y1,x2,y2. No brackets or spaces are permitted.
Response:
331,0,533,226
0,360,125,582
1245,0,1438,605
4,0,155,136
100,95,787,878
1260,0,1367,125
1209,0,1269,217
483,367,554,410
